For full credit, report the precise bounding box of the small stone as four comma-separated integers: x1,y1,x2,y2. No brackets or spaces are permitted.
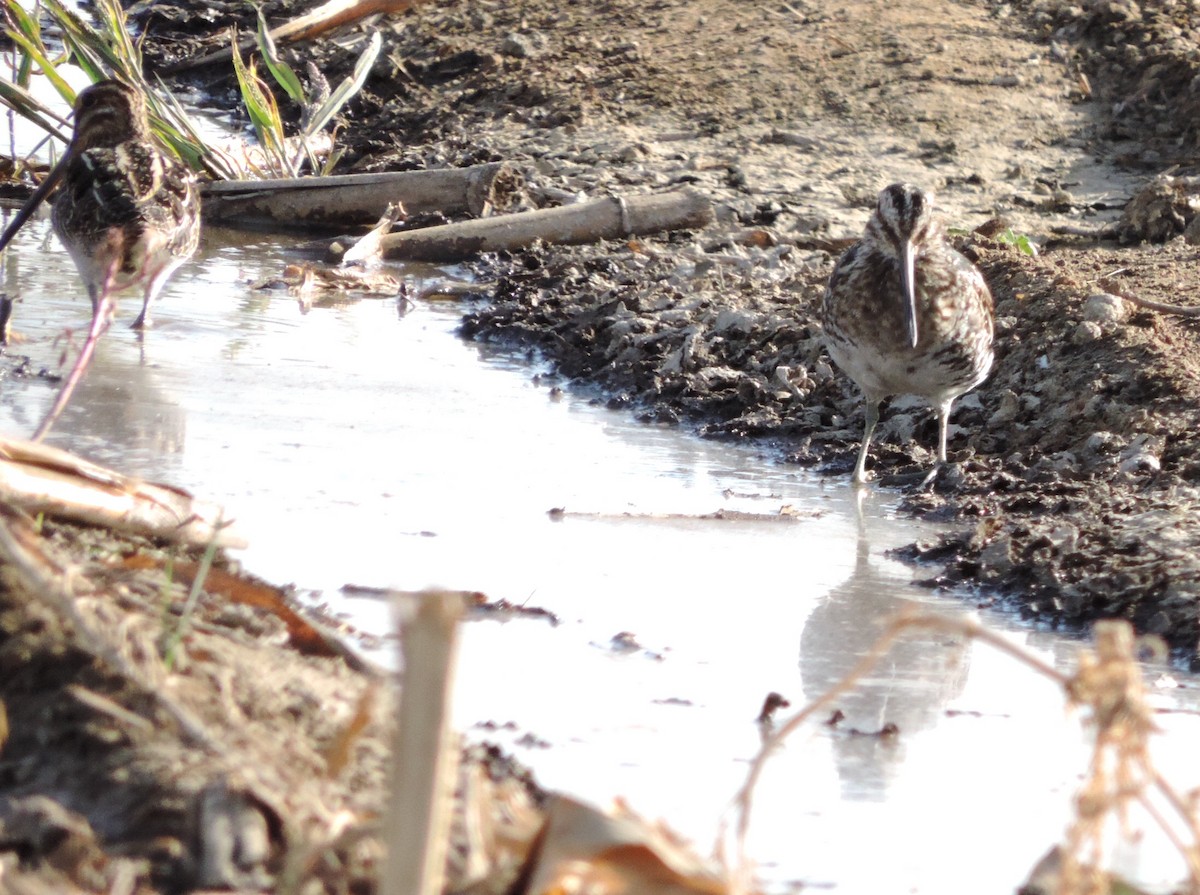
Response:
1185,214,1200,246
1119,434,1163,473
499,31,547,58
1071,320,1103,343
987,389,1020,426
1085,431,1121,454
980,534,1013,577
712,308,756,333
1082,292,1129,325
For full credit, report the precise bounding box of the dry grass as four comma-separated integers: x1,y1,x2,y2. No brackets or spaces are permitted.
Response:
723,610,1200,895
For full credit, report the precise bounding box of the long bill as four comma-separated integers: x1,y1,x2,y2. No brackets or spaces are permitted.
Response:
900,237,919,349
0,152,71,255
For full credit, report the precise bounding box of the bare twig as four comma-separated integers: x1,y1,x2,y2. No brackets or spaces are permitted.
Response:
721,612,1199,895
164,0,426,73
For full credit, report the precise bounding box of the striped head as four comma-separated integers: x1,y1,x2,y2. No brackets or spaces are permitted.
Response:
864,183,941,257
69,80,151,152
865,183,943,349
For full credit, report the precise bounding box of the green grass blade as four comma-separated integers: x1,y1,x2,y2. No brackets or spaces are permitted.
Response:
4,29,77,104
256,8,305,105
42,0,118,79
5,0,40,84
0,77,70,144
231,33,292,176
302,30,380,138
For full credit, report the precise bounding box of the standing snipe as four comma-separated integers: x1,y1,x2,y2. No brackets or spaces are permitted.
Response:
0,78,201,441
822,183,993,485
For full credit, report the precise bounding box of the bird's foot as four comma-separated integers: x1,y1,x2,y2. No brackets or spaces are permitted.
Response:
917,462,965,493
875,463,964,493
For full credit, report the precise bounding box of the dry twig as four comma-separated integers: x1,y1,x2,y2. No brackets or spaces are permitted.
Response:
721,611,1198,895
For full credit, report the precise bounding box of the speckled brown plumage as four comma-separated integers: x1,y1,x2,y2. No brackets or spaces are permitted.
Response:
0,79,202,441
822,183,994,484
50,79,200,329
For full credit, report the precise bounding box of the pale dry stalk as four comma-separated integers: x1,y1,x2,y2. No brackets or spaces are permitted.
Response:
1058,620,1200,895
723,612,1200,895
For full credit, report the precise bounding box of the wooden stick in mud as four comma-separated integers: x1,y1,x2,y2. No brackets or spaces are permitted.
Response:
201,163,519,227
381,590,467,895
367,188,715,262
164,0,424,73
1103,285,1200,317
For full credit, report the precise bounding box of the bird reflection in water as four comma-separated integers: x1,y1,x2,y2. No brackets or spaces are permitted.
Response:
798,493,974,800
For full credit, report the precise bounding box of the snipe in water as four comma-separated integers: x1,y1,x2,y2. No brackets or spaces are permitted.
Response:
0,78,201,441
821,183,994,485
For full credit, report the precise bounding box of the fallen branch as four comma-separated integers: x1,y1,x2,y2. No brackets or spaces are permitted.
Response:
1102,283,1200,317
0,435,245,549
164,0,424,73
202,163,522,228
341,189,714,262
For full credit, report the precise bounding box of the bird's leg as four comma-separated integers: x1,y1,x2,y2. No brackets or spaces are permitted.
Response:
0,294,12,348
919,398,955,489
131,284,157,330
935,398,952,464
132,262,176,331
852,397,881,485
32,231,123,442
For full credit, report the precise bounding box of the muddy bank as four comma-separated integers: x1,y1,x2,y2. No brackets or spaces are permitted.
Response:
460,234,1200,654
0,503,543,892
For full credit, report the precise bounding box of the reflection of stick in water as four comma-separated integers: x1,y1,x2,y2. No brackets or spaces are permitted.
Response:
720,612,1196,895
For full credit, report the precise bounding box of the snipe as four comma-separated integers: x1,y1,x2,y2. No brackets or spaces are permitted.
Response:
0,78,201,441
821,183,994,485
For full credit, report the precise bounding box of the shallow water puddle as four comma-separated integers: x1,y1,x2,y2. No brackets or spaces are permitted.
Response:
2,217,1199,893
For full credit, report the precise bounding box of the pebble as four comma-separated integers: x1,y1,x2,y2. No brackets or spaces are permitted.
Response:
987,389,1021,426
1185,215,1200,246
712,308,757,333
1119,434,1164,473
1082,292,1128,325
1085,431,1122,455
499,31,547,58
1071,320,1103,344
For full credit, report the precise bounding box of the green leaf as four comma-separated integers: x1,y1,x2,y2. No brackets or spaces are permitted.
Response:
0,77,71,144
4,29,77,104
997,227,1038,257
256,8,305,105
43,0,116,80
5,2,40,44
5,0,39,84
232,31,292,176
302,30,379,138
